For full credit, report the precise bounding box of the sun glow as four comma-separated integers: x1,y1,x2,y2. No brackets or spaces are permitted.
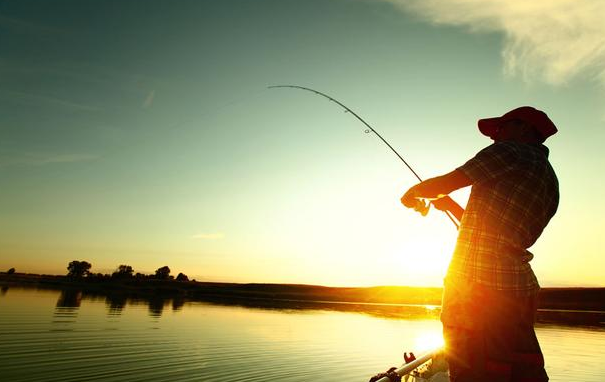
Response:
389,220,456,286
414,331,445,352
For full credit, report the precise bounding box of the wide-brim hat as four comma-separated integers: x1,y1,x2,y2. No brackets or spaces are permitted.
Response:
478,106,558,140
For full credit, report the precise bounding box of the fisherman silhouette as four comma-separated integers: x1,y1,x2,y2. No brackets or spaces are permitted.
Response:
401,106,558,382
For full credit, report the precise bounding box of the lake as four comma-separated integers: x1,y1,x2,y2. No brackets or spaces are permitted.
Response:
1,287,604,381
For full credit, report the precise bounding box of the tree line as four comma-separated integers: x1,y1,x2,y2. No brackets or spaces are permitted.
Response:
67,260,190,281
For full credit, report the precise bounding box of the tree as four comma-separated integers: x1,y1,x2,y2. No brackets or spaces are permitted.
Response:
7,268,15,275
112,265,134,278
67,260,91,278
155,266,171,280
176,272,189,281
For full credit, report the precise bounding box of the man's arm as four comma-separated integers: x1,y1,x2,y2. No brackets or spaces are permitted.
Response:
401,169,471,221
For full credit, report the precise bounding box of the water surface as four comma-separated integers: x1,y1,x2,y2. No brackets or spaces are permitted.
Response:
1,288,604,381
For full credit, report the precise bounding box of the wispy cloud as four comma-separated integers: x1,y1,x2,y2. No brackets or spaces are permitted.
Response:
384,0,605,87
0,152,99,167
191,233,225,240
142,90,155,109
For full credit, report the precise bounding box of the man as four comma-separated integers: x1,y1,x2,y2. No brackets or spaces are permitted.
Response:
401,106,559,382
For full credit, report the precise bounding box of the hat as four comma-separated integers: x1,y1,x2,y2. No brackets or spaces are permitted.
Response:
478,106,558,140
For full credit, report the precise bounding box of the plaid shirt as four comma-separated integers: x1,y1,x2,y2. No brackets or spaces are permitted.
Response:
447,141,559,295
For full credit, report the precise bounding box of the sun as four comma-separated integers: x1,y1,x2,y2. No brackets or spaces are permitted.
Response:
414,331,445,352
390,226,455,286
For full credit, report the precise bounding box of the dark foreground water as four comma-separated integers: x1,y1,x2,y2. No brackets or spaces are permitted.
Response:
1,287,605,381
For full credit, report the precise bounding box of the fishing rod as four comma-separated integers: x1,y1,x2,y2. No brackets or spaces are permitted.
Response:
268,85,459,229
373,347,443,382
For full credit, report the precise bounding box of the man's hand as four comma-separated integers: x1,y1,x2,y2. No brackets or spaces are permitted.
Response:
400,170,471,221
400,186,420,208
401,186,430,216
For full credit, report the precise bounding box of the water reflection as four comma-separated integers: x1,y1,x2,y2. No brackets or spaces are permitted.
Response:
172,296,185,311
33,286,605,327
105,293,127,316
1,285,8,296
195,296,443,320
1,287,604,382
53,290,81,329
55,289,82,309
148,296,167,317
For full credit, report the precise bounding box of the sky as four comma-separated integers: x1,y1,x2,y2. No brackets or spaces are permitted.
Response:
1,0,604,287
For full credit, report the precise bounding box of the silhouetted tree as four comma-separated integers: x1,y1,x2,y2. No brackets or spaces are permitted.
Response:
67,260,91,278
112,265,134,279
154,266,170,280
86,273,106,282
176,272,189,281
7,268,15,275
135,272,146,279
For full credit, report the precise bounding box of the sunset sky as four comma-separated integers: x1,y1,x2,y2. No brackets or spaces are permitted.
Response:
1,0,604,287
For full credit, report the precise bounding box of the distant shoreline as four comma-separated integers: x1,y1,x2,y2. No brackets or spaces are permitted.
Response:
2,272,604,312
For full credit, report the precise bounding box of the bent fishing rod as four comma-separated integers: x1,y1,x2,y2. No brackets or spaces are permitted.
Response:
268,84,459,229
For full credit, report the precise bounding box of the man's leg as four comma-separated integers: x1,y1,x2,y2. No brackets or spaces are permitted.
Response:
441,281,548,382
483,290,549,382
509,295,549,382
443,324,487,382
441,281,494,382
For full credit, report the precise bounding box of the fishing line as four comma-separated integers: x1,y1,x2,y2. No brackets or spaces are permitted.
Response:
268,84,459,229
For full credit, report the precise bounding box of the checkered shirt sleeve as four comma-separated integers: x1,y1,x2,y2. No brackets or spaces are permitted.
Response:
458,142,521,184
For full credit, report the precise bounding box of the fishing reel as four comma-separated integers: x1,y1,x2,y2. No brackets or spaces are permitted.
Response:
413,199,430,217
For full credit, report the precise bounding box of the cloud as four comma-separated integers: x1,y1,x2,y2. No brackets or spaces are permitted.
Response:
191,233,225,240
0,152,99,167
143,90,155,109
384,0,605,87
34,153,99,165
